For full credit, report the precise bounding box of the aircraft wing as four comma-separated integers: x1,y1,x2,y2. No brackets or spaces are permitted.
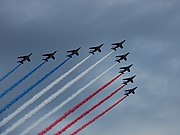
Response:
42,54,50,56
67,50,74,53
125,90,130,92
75,52,79,56
18,56,26,59
52,55,55,59
119,67,125,69
116,55,122,57
123,78,129,80
89,47,97,49
27,58,31,62
111,43,118,46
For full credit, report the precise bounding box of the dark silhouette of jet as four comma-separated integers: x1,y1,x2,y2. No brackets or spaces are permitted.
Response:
119,64,133,74
115,52,129,63
42,51,57,62
124,87,137,96
122,75,136,85
89,44,103,54
17,53,32,64
111,40,126,51
66,47,81,58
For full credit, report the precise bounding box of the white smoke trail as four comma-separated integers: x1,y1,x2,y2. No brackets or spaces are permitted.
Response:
20,63,118,135
1,51,113,135
0,55,91,128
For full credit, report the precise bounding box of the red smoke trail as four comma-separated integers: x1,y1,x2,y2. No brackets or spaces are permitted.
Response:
70,95,127,135
54,84,125,135
38,74,122,135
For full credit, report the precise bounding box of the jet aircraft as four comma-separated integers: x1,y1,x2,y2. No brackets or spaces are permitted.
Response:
124,87,137,96
115,52,129,63
122,75,136,85
111,40,126,51
17,53,32,64
66,47,81,58
119,64,133,74
42,51,57,62
89,44,103,54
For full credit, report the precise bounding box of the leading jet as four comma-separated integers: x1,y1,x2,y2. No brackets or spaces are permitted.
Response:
122,75,136,85
66,47,81,58
89,44,103,54
42,51,57,62
115,52,129,63
17,53,32,64
111,40,126,51
124,87,137,96
119,64,133,74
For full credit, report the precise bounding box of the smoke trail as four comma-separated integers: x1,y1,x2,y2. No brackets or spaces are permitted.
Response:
0,64,21,82
1,51,113,135
54,85,125,135
38,68,122,134
0,55,90,128
0,62,45,99
21,63,117,135
71,96,127,135
0,58,69,114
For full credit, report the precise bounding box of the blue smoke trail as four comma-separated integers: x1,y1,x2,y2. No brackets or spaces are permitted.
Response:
0,58,70,114
0,64,21,82
0,62,45,99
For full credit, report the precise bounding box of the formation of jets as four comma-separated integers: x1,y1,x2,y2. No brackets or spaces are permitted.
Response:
17,40,137,96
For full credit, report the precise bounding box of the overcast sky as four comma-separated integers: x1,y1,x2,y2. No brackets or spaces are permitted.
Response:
0,0,180,135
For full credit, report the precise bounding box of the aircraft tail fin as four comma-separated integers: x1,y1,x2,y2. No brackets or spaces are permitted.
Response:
119,71,124,74
42,58,48,62
122,81,127,85
89,51,94,55
124,93,129,96
18,61,23,64
115,59,120,63
111,47,116,51
66,54,72,58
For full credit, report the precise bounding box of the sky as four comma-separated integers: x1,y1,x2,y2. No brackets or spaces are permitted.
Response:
0,0,180,135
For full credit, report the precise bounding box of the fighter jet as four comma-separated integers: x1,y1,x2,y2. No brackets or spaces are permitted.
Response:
122,75,136,85
124,87,137,96
17,53,32,64
66,47,81,58
119,64,133,74
42,51,57,62
89,44,103,54
111,40,126,51
115,52,129,63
